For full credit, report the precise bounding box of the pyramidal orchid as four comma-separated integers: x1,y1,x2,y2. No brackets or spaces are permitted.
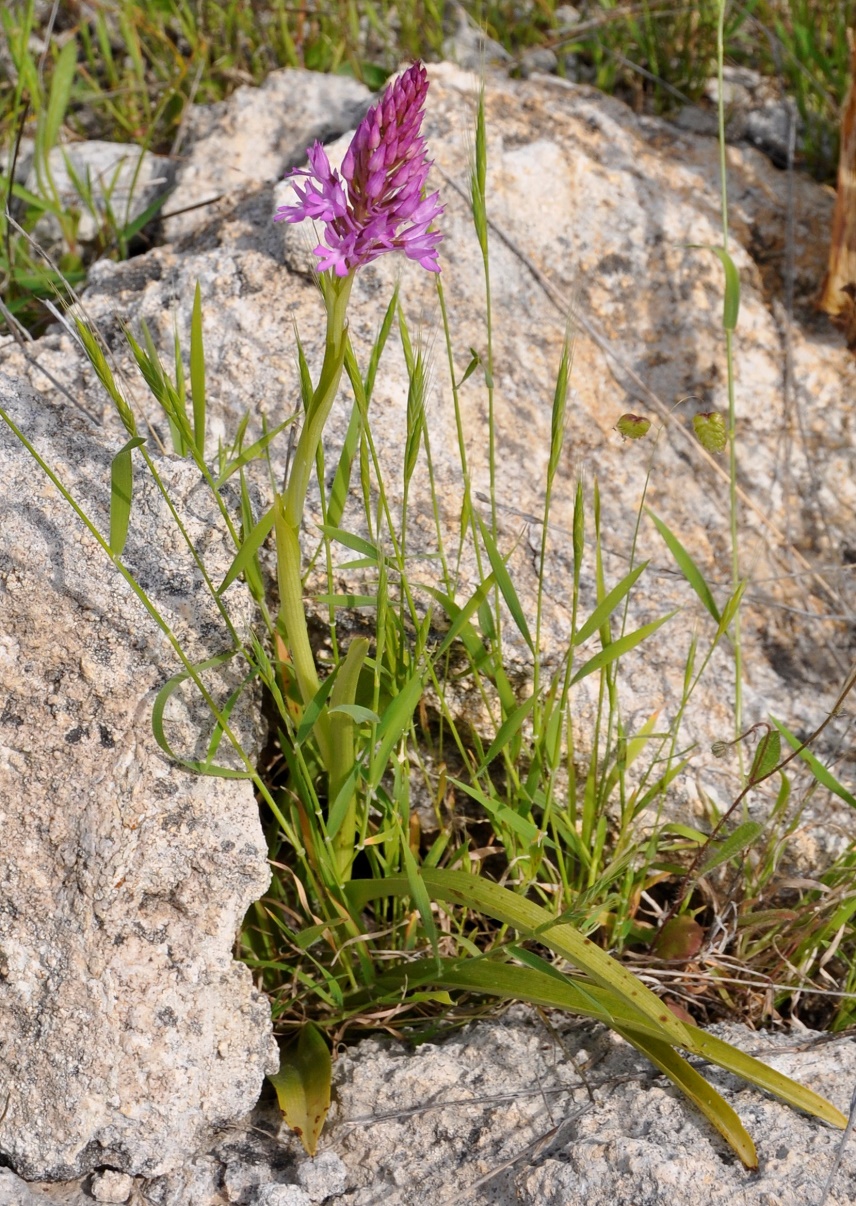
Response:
274,61,444,277
272,63,444,884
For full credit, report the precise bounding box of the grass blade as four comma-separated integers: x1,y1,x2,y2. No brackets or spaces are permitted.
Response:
647,509,720,623
698,820,764,876
476,693,536,773
476,514,533,652
218,504,275,594
109,435,145,556
447,777,551,848
150,651,253,779
571,610,678,685
190,282,206,455
43,39,77,154
771,716,856,809
213,418,294,487
573,561,648,646
368,671,424,791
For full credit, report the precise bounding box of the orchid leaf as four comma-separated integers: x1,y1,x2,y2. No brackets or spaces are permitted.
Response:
269,1024,332,1156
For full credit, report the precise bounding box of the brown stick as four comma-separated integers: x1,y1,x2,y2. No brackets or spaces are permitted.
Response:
818,29,856,343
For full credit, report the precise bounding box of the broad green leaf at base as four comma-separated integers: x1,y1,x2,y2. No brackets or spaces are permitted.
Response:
269,1023,332,1156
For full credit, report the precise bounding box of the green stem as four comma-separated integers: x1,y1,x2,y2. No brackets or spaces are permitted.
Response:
275,274,354,745
717,0,742,738
274,502,332,763
284,274,354,528
275,272,365,872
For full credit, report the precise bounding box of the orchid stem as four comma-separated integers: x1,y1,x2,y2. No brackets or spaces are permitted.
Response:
276,273,354,791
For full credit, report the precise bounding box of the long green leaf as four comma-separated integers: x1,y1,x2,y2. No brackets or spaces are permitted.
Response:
348,870,691,1047
771,716,856,809
681,1026,845,1128
387,955,618,1026
355,954,846,1131
573,561,648,646
647,510,720,623
615,1027,757,1168
119,186,171,243
476,515,534,652
320,526,379,560
571,610,678,685
109,436,145,556
749,729,781,783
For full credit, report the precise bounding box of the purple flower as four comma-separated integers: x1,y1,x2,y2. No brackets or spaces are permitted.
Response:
274,62,444,277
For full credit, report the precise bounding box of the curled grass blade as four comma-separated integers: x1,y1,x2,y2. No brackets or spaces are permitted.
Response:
615,1027,757,1169
151,651,255,779
688,243,741,330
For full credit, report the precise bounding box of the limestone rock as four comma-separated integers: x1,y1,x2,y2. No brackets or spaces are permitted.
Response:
0,375,278,1180
321,1010,856,1205
11,1009,854,1203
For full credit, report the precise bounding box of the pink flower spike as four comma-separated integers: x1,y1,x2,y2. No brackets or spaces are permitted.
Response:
274,61,444,276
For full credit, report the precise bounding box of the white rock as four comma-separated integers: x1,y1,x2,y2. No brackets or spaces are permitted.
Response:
296,1150,348,1199
91,1169,134,1202
0,375,278,1179
163,69,372,242
255,1186,313,1206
